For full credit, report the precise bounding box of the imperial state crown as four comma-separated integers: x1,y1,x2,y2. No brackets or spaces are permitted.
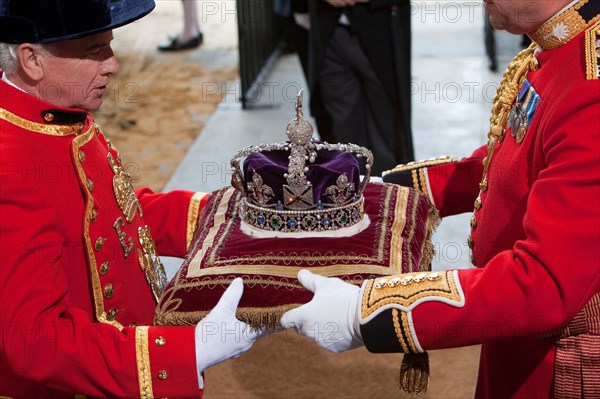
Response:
230,90,374,236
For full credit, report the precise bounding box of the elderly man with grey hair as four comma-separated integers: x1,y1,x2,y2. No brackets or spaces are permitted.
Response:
0,1,262,397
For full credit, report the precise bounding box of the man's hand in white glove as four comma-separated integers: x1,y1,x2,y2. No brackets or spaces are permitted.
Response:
195,278,262,388
280,269,364,353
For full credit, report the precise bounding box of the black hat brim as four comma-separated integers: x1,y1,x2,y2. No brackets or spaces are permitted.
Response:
0,0,155,44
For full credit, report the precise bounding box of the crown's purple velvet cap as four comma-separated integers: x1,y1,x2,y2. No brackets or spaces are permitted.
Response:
243,147,361,206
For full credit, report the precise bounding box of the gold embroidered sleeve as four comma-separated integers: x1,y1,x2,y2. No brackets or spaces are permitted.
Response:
358,270,465,354
186,192,208,251
361,270,464,321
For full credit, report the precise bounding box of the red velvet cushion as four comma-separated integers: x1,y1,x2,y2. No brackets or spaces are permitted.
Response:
155,182,438,329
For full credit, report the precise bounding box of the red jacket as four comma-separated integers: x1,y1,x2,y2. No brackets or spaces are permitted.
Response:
366,5,600,398
0,73,209,398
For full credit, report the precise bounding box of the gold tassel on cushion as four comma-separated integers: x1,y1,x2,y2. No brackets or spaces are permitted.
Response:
236,304,301,331
399,352,430,394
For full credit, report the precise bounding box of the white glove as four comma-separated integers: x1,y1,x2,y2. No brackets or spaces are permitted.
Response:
195,278,261,388
280,269,363,353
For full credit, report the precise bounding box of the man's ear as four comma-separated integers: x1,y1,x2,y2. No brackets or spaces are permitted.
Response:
17,43,46,81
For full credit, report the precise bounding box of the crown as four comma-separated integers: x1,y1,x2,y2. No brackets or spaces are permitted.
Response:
230,90,373,236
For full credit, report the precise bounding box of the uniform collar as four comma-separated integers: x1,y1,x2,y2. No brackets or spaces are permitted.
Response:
0,70,90,136
1,71,23,91
529,0,600,50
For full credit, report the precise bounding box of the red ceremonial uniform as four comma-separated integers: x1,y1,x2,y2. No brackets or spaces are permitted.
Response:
365,2,600,398
0,72,210,398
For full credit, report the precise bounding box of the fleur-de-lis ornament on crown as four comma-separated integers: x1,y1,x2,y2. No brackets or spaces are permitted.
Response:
230,89,373,233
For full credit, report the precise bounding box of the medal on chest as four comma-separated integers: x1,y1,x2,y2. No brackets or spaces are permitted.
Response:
468,45,537,266
507,79,541,144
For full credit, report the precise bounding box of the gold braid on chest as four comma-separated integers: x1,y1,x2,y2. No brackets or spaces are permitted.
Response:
468,44,537,266
481,44,537,187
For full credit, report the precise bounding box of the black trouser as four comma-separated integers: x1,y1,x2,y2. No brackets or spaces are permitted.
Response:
318,26,398,175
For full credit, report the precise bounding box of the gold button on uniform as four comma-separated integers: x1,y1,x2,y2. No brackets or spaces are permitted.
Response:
387,277,401,288
474,197,482,211
103,283,114,299
530,57,539,71
468,235,474,249
374,278,388,289
470,216,477,229
106,309,118,321
95,237,104,251
78,151,86,163
480,178,488,192
157,370,168,380
155,336,166,347
427,272,441,281
99,261,110,275
90,209,98,222
87,179,94,192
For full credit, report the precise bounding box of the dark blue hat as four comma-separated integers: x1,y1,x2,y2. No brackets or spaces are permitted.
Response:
0,0,155,44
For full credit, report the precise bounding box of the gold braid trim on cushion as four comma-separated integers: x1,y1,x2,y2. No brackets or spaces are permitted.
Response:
155,277,367,329
422,207,440,271
157,303,304,331
186,192,208,251
183,185,424,277
155,183,440,334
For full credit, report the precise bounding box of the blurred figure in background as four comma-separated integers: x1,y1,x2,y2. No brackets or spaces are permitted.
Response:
274,0,334,139
158,0,203,51
306,0,414,175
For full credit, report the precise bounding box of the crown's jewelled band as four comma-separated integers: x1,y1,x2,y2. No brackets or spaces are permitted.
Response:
240,196,365,233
